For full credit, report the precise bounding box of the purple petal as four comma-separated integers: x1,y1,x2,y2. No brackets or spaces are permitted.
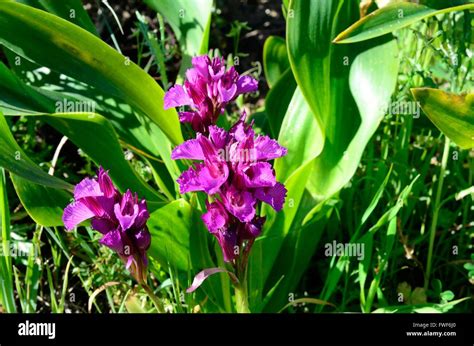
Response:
91,217,116,234
208,126,228,149
114,190,139,231
191,55,211,79
217,80,237,103
222,185,256,223
97,167,117,198
254,136,288,161
133,228,151,251
63,200,95,230
236,75,258,94
255,182,287,211
243,216,266,239
208,57,226,80
215,229,238,262
201,201,228,233
171,138,204,160
163,84,193,109
177,165,204,194
114,203,138,230
134,200,150,229
74,177,102,200
186,267,237,293
197,161,229,195
197,134,219,161
229,112,254,142
179,111,198,123
99,229,124,252
241,162,276,188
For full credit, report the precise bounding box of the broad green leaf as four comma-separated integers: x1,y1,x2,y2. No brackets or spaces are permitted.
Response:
309,38,399,199
144,0,213,73
0,1,183,145
288,0,399,200
274,87,324,183
15,0,98,35
287,0,342,133
411,88,474,149
0,110,71,190
250,88,324,301
264,68,297,137
148,199,192,271
0,61,165,202
334,2,474,44
41,112,164,202
10,174,71,226
263,36,290,88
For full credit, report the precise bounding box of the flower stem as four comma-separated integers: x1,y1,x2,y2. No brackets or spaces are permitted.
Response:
234,252,250,313
141,283,165,313
424,136,450,290
234,283,250,313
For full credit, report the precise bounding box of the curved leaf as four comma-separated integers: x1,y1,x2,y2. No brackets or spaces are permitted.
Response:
147,199,192,271
411,88,474,149
264,68,296,137
287,0,342,133
0,110,71,190
10,174,71,226
42,112,164,202
0,1,183,145
263,36,290,88
16,0,98,35
274,87,324,183
309,39,400,198
334,2,474,44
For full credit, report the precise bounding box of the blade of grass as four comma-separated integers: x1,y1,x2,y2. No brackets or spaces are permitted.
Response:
0,167,16,312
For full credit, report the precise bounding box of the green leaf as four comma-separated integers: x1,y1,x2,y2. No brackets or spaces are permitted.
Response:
10,174,71,226
0,110,71,190
309,38,400,199
411,88,474,149
263,36,290,88
144,0,213,73
16,0,98,35
440,290,455,302
0,60,178,200
334,2,474,44
0,1,183,145
147,199,192,271
40,112,164,202
274,87,324,183
264,68,297,137
288,0,400,200
0,168,16,312
287,0,342,133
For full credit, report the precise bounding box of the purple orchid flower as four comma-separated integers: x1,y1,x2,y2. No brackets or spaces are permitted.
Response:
171,114,287,262
62,167,151,283
163,55,258,133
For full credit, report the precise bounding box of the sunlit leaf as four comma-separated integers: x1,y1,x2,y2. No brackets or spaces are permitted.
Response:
334,2,474,44
411,88,474,149
0,1,183,145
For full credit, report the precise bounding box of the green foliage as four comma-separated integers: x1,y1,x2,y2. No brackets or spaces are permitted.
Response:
412,88,474,149
0,0,471,315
